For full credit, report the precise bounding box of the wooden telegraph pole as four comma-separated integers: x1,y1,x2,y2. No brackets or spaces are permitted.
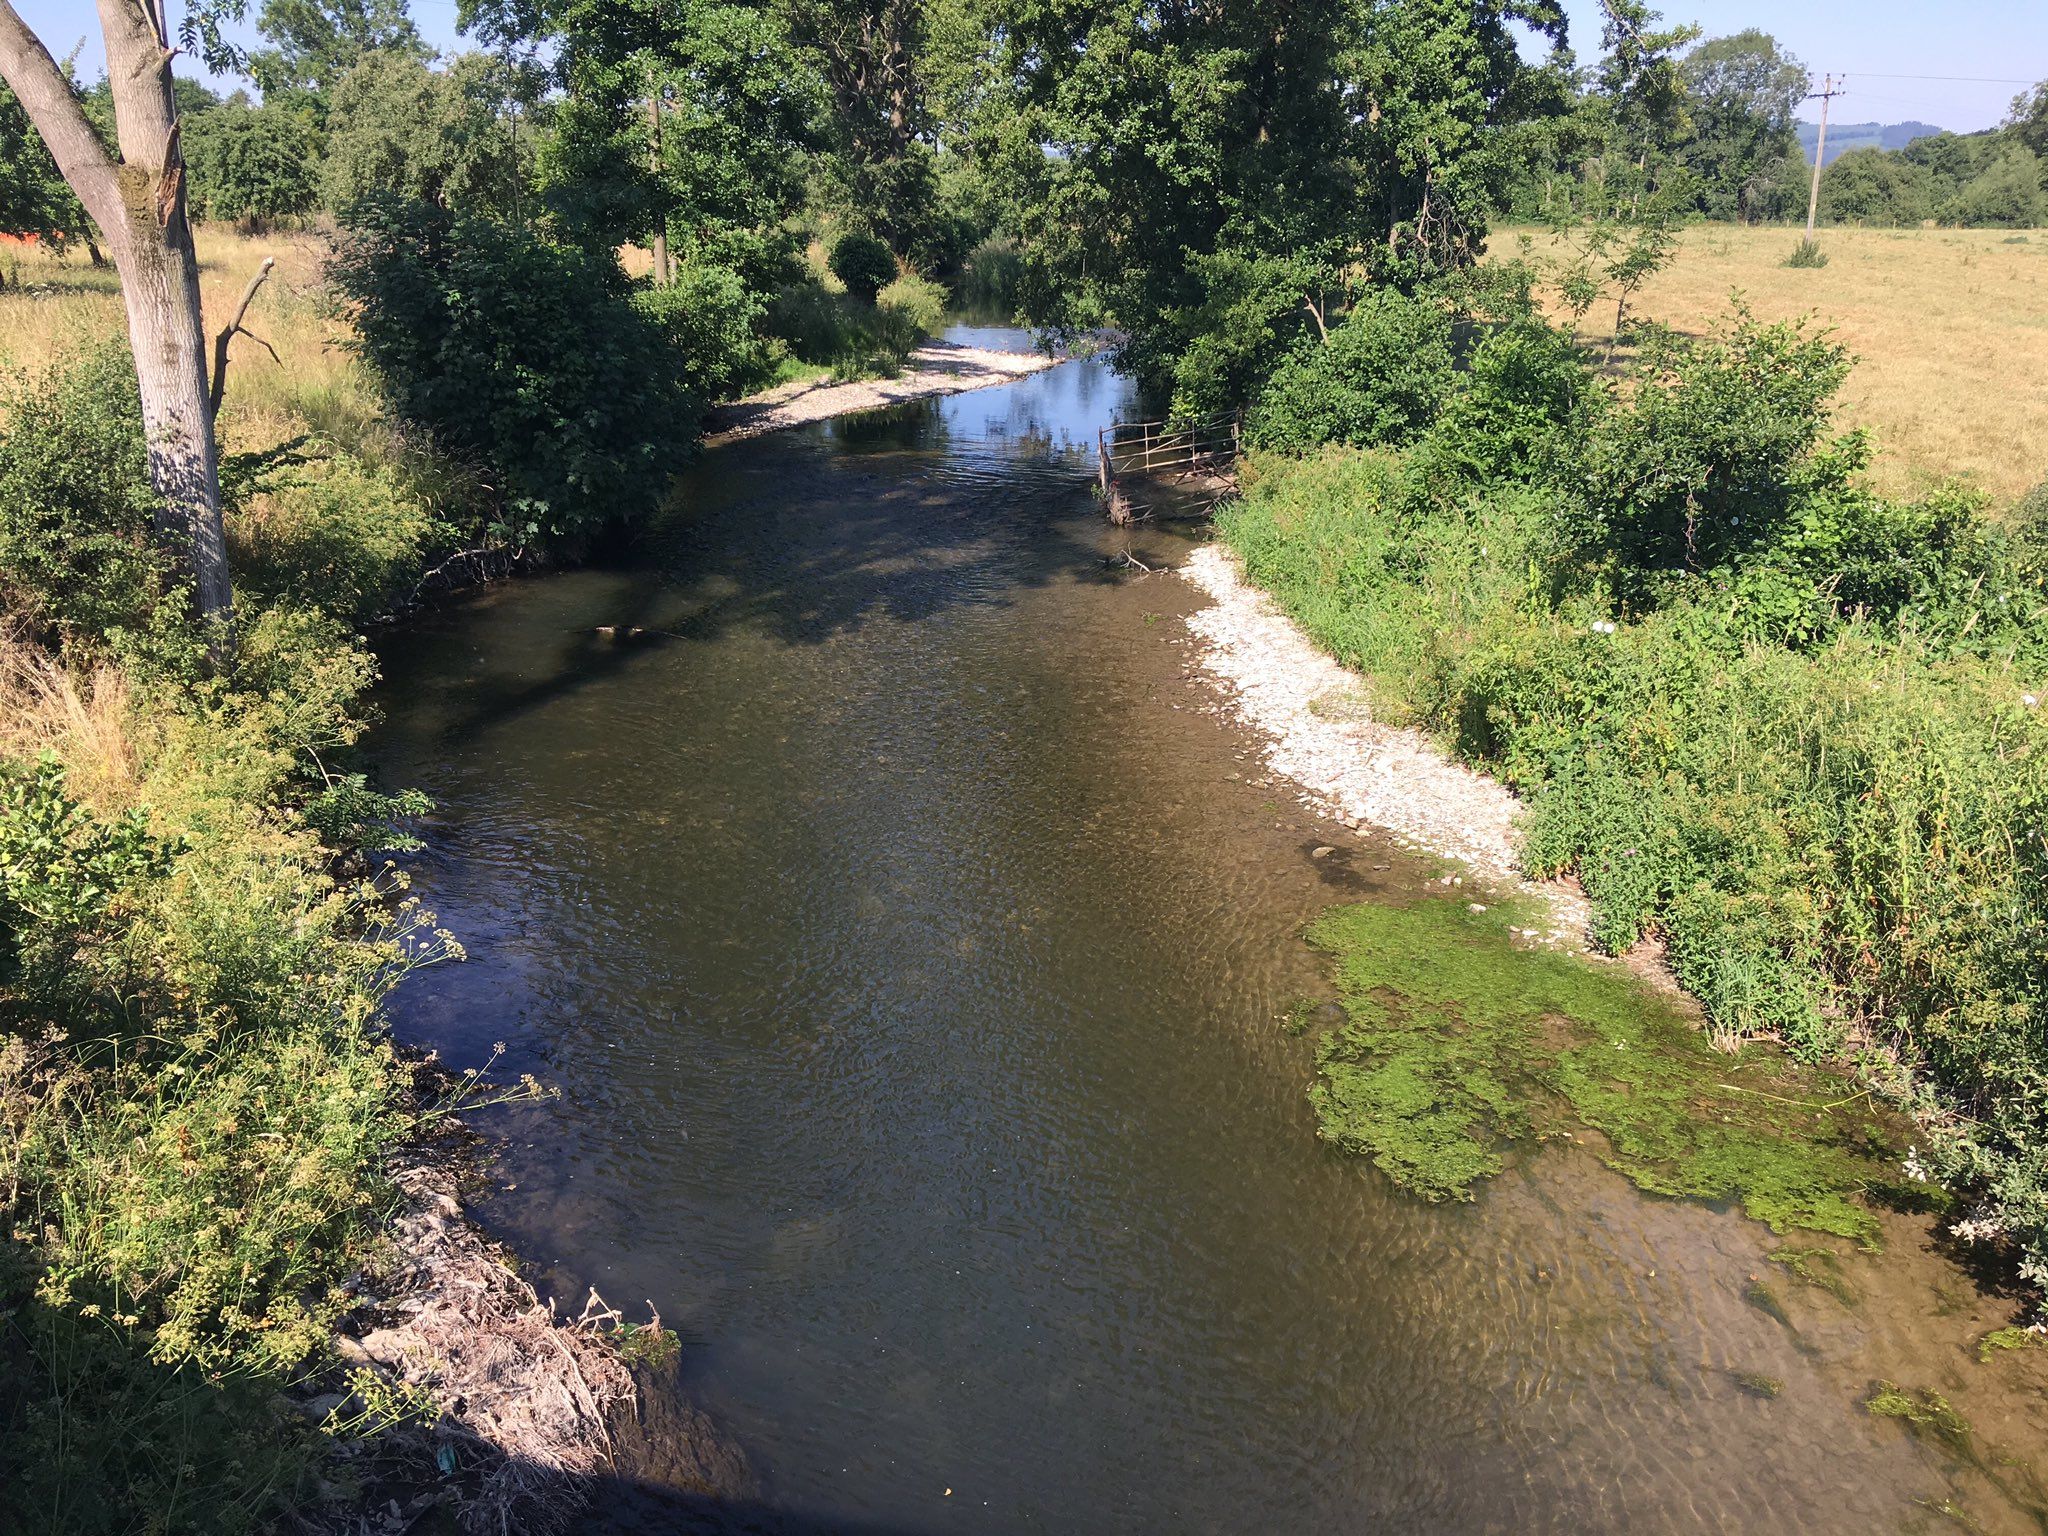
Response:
1804,73,1845,242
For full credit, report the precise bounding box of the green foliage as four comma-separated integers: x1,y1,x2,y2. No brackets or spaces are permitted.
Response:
1567,304,1860,585
494,0,820,288
322,50,531,219
830,229,898,303
1949,145,2047,230
330,196,701,545
227,441,455,623
1247,289,1454,454
1783,238,1827,268
0,758,166,1010
1302,897,1893,1240
877,270,947,335
763,273,931,378
635,256,772,400
956,235,1024,317
0,345,171,648
992,0,1569,401
184,100,322,227
250,0,427,113
1411,313,1591,491
1819,145,1937,226
0,81,92,248
1218,288,2048,1309
0,595,454,1532
1677,31,1807,224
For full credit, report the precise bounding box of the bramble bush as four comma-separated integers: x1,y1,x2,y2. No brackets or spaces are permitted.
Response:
330,196,703,548
1221,290,2048,1298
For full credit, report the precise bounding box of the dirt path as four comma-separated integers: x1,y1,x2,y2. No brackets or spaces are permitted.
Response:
707,338,1057,442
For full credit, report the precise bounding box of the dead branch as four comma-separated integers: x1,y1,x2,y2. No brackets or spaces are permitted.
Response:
208,254,275,417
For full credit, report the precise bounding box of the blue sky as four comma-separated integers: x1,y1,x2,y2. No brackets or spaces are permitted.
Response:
20,0,2047,135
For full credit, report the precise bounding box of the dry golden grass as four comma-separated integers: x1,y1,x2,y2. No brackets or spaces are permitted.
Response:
0,629,140,811
1496,224,2048,506
0,225,384,459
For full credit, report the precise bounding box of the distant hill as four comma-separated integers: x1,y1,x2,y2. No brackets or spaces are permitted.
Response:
1797,120,1946,166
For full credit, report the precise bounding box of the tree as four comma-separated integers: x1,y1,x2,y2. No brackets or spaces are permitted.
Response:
985,0,1569,411
1950,144,2045,229
1679,30,1806,222
323,50,532,219
1539,0,1698,356
186,99,321,225
2007,78,2048,159
0,79,90,256
466,0,822,288
251,0,427,114
0,1,236,656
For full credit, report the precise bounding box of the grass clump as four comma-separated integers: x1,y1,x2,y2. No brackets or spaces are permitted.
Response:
1304,897,1894,1241
1977,1327,2048,1364
1732,1369,1784,1398
1866,1382,1974,1454
1783,238,1829,268
1767,1245,1856,1303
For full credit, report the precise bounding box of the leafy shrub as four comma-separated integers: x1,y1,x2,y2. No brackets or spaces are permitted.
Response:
227,444,453,624
1247,289,1455,454
330,196,699,546
877,272,948,337
635,257,771,402
0,344,170,648
1411,315,1592,493
1783,238,1829,268
829,230,898,303
1566,304,1861,590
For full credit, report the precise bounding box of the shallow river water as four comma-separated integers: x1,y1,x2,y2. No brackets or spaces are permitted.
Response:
372,337,2048,1534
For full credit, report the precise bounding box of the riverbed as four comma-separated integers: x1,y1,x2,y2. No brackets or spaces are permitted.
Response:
371,335,2048,1533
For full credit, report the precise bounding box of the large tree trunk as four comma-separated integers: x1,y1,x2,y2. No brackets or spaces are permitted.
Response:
0,0,235,662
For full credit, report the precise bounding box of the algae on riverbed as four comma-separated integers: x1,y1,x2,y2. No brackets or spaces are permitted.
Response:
1304,898,1898,1242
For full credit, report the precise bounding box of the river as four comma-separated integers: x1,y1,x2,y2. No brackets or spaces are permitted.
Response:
371,334,2048,1534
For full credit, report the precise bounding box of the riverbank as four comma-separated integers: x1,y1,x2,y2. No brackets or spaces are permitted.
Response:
706,336,1057,441
1179,541,1593,946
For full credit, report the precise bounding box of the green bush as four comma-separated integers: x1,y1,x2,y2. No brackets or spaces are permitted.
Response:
829,230,898,303
1410,314,1592,493
0,602,448,1533
227,443,454,624
330,196,701,547
1567,304,1861,590
1246,289,1455,454
0,345,171,649
877,271,948,337
635,257,771,402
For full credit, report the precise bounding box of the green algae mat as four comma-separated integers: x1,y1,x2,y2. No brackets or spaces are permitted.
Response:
1304,898,1908,1243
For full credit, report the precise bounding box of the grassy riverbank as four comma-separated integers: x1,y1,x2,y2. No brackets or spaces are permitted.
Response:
1214,284,2048,1293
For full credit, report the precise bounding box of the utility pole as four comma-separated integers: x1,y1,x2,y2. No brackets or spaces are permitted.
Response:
1804,73,1845,241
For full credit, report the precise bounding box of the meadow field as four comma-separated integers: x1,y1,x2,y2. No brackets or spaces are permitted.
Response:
1496,223,2048,505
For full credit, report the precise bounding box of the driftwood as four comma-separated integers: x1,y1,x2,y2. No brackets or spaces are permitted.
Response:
208,255,277,417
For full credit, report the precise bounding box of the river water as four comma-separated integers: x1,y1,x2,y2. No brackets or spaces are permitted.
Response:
372,336,2048,1533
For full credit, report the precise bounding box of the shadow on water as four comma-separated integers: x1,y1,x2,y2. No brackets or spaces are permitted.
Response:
369,346,2048,1536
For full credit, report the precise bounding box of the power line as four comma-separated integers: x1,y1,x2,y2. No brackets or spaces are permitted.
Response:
1839,72,2037,86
